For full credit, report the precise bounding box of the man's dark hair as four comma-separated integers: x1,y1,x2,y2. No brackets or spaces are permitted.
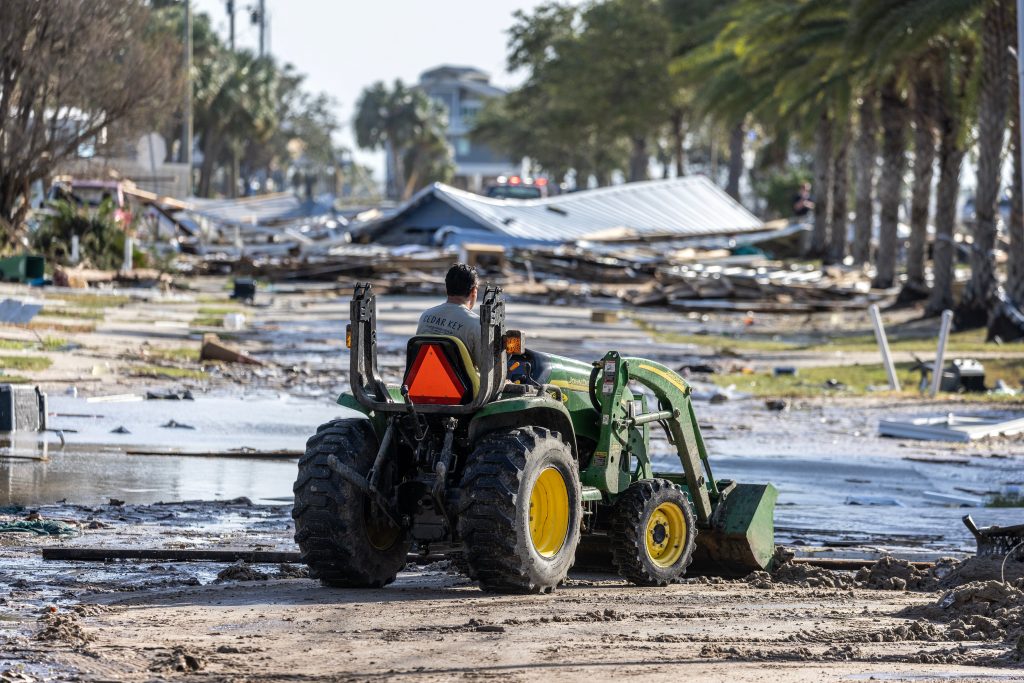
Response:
445,263,479,297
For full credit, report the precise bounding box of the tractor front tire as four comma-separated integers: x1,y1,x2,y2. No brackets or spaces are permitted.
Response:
292,418,409,587
610,478,696,586
458,427,581,593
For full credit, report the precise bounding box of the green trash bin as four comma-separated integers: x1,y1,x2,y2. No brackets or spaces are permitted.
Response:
0,255,44,283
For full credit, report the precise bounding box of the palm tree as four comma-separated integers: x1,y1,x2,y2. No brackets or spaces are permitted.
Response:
193,50,280,197
902,66,939,301
926,37,975,316
956,0,1013,327
872,78,909,289
851,91,878,265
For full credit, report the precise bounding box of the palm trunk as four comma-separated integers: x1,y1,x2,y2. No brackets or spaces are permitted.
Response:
926,75,966,316
828,112,850,265
809,110,832,258
957,0,1012,328
629,135,649,183
1009,103,1024,304
387,140,405,202
725,121,744,200
852,92,878,266
671,109,686,176
872,79,908,290
1008,11,1024,305
902,74,938,301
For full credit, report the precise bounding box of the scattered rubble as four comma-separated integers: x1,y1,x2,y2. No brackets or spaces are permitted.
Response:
216,561,270,582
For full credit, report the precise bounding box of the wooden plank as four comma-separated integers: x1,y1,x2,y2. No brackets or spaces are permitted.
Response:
42,547,301,563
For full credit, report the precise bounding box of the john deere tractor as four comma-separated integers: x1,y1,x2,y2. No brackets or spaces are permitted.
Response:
293,284,777,593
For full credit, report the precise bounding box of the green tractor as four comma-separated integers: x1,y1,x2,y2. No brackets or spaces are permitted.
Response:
293,284,777,593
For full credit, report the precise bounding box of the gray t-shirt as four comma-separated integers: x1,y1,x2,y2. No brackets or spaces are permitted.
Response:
416,302,480,358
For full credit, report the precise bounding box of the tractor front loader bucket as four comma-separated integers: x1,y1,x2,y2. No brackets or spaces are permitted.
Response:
690,482,779,577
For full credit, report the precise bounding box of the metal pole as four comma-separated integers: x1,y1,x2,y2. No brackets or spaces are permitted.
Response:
930,309,954,397
184,0,193,195
226,0,235,50
869,304,901,391
258,0,265,57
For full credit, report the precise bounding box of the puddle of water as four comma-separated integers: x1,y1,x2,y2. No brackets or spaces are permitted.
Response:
0,395,357,506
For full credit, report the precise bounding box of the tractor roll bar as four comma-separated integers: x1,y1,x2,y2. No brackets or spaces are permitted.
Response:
349,283,508,415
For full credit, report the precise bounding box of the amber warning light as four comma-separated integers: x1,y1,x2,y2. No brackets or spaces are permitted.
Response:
504,330,524,356
345,324,352,349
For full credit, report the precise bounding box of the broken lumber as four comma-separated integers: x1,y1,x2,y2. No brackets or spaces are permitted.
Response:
42,547,301,563
125,449,301,459
199,333,263,365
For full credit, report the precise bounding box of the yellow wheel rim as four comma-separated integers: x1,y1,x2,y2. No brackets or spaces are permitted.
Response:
645,501,687,567
528,467,570,558
365,499,400,551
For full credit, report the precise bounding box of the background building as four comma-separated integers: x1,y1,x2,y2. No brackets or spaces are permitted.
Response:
417,65,518,193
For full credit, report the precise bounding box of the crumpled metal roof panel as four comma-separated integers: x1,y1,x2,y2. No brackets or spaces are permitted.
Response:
428,176,762,242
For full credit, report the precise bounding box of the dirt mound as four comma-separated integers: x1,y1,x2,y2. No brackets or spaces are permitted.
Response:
854,557,956,591
747,561,854,589
912,580,1024,662
755,549,1024,594
938,556,1024,589
151,646,203,673
276,563,309,579
216,561,269,582
35,611,91,647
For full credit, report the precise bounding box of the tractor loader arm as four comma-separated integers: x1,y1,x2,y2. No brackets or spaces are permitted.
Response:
586,352,716,523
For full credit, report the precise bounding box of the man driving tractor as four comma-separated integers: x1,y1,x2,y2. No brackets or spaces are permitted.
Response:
416,263,480,360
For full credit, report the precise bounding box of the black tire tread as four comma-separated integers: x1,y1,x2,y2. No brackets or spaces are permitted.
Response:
292,418,408,588
610,478,697,587
458,427,578,594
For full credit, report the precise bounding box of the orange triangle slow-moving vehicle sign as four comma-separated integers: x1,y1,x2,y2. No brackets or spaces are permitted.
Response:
405,343,466,405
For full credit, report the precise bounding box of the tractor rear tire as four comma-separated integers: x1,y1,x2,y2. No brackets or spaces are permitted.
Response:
610,478,696,586
292,418,409,587
458,427,581,593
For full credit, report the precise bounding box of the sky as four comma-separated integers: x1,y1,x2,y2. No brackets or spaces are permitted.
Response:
192,0,569,181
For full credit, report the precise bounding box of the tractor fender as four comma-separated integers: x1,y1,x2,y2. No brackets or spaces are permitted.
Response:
336,392,387,437
468,395,578,459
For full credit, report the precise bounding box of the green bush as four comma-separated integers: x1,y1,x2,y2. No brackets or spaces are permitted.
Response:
754,167,812,220
31,199,149,271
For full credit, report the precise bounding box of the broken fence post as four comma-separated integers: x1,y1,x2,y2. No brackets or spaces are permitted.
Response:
868,304,900,391
930,309,954,398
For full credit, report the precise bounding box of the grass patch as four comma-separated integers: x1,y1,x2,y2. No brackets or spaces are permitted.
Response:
711,358,1024,399
48,293,129,308
638,320,1017,355
40,306,106,320
130,364,206,380
189,315,225,328
28,320,96,334
197,306,243,316
0,355,52,372
145,346,198,362
0,338,67,351
0,374,32,384
987,492,1024,508
634,320,797,352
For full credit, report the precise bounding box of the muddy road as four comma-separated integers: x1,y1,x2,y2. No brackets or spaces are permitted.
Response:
9,564,1024,682
2,501,1023,682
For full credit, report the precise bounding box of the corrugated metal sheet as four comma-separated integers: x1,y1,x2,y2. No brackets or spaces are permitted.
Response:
369,176,762,243
185,193,335,226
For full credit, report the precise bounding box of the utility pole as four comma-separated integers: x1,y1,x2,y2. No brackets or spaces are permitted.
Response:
183,0,193,195
226,0,236,50
258,0,266,57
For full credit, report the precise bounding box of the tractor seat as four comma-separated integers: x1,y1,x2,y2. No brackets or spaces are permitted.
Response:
403,335,480,405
